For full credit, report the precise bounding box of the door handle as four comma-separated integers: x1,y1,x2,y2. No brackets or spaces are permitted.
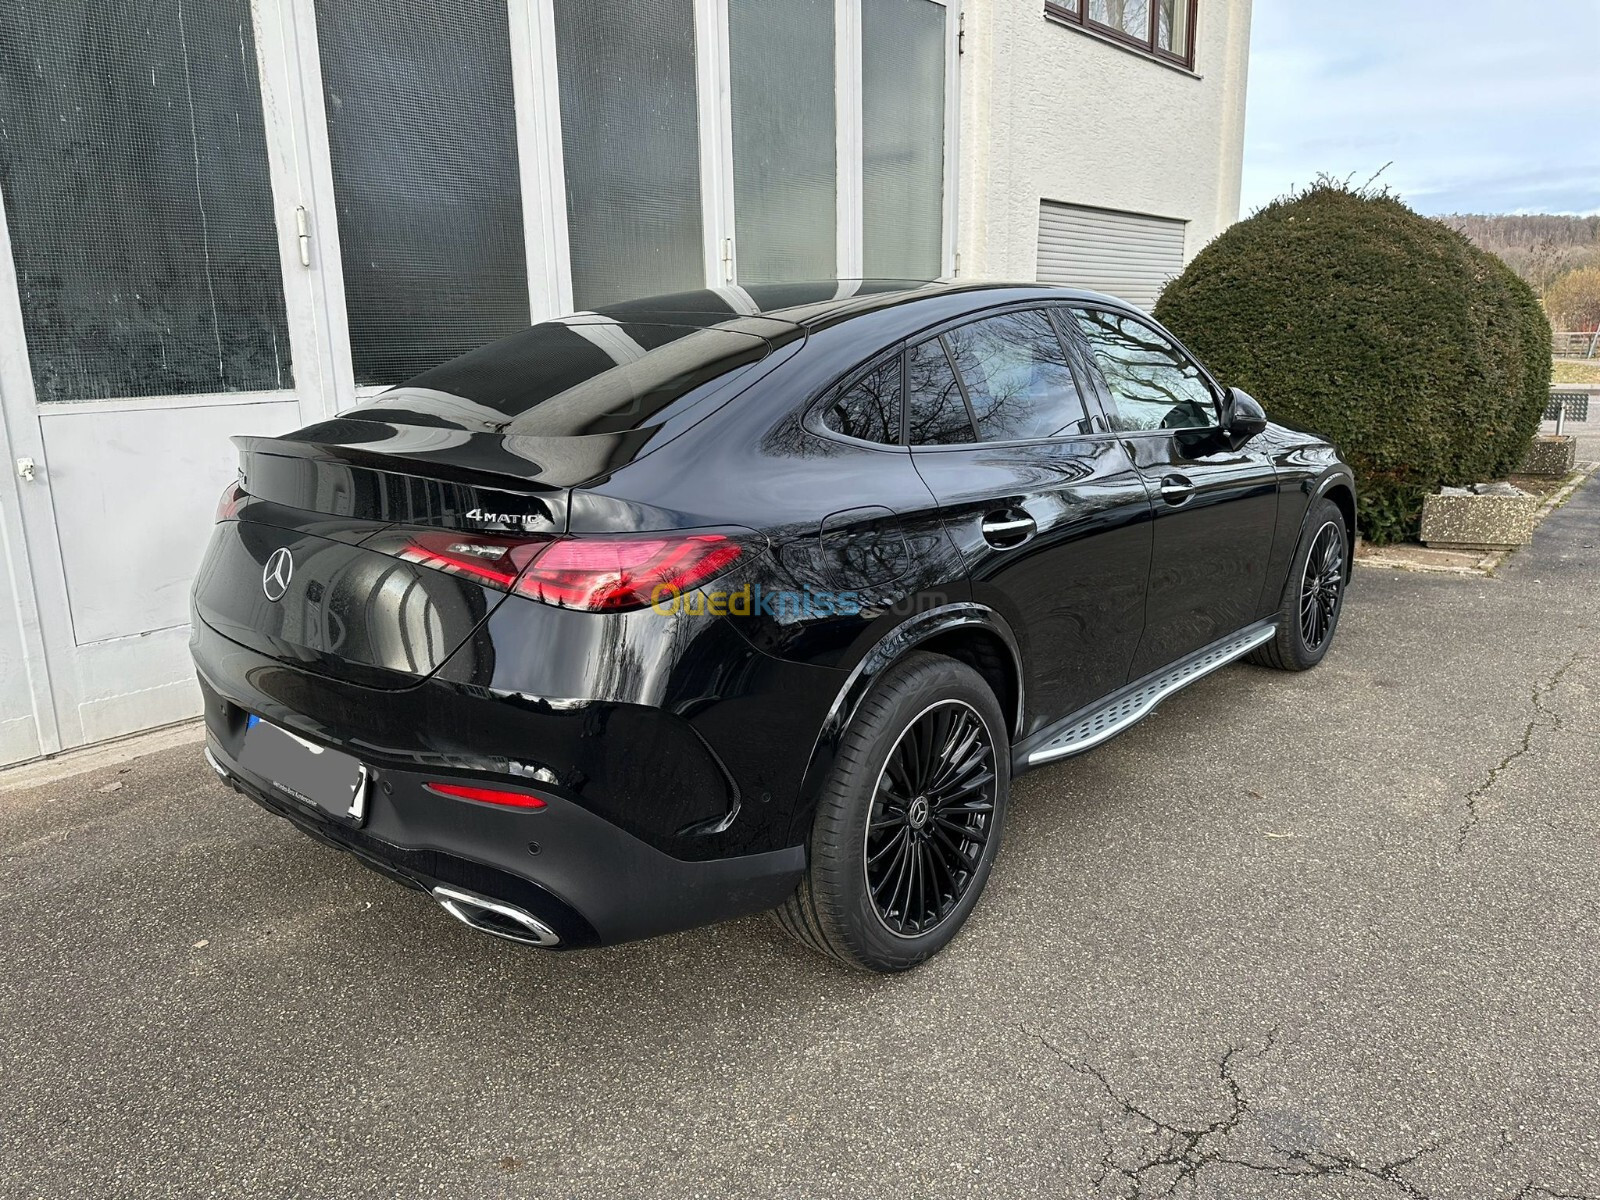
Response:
16,457,36,482
980,511,1036,548
1158,474,1194,505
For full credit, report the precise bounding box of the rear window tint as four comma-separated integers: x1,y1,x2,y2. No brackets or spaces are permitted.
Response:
906,338,975,446
379,321,772,435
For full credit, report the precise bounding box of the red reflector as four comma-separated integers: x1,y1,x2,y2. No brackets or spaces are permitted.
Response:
215,481,245,523
515,534,743,611
425,782,547,809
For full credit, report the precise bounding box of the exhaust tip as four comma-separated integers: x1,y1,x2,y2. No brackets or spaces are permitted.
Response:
432,885,561,948
203,746,229,780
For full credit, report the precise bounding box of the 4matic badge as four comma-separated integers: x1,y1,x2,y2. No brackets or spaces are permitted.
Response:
465,507,542,531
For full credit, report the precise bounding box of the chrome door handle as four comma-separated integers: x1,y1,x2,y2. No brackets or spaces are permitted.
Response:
1158,474,1194,505
980,512,1036,548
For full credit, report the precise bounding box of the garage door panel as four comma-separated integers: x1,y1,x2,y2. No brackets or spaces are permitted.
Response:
38,399,303,646
1037,201,1187,311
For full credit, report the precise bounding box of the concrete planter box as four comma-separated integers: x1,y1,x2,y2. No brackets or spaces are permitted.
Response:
1420,491,1539,550
1519,435,1578,477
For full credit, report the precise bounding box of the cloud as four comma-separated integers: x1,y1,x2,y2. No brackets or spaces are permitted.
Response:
1241,0,1600,216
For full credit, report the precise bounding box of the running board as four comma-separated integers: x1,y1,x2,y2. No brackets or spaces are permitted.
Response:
1017,622,1278,770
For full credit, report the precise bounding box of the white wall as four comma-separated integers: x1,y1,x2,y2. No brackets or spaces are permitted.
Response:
957,0,1252,282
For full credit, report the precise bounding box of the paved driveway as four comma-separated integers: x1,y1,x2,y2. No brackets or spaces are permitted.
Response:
3,478,1598,1199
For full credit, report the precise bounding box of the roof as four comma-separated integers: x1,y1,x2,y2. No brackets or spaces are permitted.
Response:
586,279,1117,331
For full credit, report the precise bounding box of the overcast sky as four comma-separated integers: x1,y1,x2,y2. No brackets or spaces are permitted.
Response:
1240,0,1600,217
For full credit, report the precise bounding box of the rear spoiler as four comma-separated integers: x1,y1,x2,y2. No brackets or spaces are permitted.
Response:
234,433,570,535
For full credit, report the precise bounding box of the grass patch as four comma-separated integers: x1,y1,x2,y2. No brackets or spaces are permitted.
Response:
1553,358,1600,385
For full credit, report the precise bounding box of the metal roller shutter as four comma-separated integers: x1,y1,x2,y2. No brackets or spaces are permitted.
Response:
1036,201,1188,310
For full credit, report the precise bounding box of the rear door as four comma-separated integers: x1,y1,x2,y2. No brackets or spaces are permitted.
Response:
906,307,1154,736
1067,306,1278,678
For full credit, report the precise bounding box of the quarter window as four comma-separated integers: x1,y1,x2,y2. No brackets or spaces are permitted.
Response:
942,310,1093,442
821,356,903,444
905,338,975,445
1072,308,1217,432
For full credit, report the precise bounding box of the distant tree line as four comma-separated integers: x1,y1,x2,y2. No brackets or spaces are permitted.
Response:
1445,213,1600,330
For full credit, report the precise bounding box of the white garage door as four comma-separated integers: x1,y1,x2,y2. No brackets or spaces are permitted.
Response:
1036,202,1187,310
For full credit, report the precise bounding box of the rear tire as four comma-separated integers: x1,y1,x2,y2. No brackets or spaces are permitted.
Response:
1248,497,1349,671
775,651,1010,972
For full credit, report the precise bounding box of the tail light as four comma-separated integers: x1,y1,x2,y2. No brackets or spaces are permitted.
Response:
363,529,746,612
367,530,548,591
215,480,245,522
517,535,743,611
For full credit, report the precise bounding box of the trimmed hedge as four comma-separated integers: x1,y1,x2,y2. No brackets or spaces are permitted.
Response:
1154,183,1552,544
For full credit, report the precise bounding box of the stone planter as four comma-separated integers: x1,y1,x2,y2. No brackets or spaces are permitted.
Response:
1519,435,1577,477
1420,488,1539,550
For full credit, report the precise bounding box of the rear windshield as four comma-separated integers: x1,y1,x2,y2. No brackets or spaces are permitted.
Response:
366,320,772,436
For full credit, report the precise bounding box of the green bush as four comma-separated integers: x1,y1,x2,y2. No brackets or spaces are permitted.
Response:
1154,181,1552,544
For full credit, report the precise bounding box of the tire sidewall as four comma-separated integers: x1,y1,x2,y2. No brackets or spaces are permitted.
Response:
815,653,1010,972
1286,498,1348,668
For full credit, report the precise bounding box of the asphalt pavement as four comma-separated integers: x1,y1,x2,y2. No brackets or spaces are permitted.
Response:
2,475,1598,1199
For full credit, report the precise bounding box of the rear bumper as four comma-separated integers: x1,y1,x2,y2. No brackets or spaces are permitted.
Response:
192,615,809,947
203,726,803,947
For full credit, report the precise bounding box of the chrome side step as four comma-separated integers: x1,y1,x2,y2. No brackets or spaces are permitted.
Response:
1020,622,1278,768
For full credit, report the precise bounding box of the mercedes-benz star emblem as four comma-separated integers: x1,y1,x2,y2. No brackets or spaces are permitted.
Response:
262,547,294,602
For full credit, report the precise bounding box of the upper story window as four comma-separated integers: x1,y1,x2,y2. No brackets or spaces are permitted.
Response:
1044,0,1197,71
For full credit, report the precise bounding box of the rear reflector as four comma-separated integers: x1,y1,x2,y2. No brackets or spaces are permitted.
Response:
363,528,745,613
425,782,548,809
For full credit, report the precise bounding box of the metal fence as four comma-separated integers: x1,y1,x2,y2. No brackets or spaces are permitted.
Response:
1547,390,1592,422
1554,330,1600,359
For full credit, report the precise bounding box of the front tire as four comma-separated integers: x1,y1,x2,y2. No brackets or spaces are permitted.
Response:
776,651,1010,972
1249,496,1349,671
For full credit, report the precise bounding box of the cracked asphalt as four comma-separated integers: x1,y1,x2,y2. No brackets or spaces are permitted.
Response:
3,474,1598,1199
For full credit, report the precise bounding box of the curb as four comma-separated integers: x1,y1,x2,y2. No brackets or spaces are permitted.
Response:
0,718,204,792
1355,460,1598,578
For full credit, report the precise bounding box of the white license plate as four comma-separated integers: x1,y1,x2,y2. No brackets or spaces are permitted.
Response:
237,715,368,823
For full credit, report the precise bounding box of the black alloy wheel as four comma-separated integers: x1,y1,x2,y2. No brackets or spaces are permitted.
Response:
1248,496,1349,672
775,651,1011,972
864,700,997,938
1300,520,1345,653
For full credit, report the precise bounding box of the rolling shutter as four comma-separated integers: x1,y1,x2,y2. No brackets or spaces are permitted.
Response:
1036,202,1187,310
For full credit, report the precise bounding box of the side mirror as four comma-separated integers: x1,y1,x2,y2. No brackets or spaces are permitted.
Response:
1220,387,1268,449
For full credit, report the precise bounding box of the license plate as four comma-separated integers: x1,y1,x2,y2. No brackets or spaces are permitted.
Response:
237,715,368,824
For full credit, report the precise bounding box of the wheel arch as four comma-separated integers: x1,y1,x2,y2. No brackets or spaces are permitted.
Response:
1318,476,1358,560
785,604,1024,846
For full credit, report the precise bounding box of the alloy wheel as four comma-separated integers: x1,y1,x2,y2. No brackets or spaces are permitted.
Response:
863,699,997,938
1299,520,1345,652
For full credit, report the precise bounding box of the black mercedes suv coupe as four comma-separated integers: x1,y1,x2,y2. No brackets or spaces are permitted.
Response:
192,280,1354,972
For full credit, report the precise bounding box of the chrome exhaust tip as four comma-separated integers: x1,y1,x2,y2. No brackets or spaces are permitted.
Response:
203,745,229,780
431,885,561,948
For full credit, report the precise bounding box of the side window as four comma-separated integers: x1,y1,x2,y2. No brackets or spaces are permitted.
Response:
906,338,976,446
1072,309,1218,432
821,356,903,444
942,309,1094,442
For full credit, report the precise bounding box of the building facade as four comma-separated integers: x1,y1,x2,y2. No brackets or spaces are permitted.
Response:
0,0,1250,766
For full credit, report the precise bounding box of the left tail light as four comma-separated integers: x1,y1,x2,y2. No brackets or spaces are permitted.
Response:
215,481,245,522
361,529,748,613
